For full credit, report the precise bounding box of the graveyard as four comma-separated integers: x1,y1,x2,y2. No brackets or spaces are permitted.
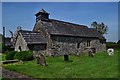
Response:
1,3,119,79
1,50,118,78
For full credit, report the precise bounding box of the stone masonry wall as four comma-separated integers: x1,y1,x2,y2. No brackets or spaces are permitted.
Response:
15,33,29,51
51,35,106,56
33,21,53,56
33,21,106,56
90,40,106,52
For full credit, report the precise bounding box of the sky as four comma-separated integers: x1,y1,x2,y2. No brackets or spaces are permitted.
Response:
1,2,119,42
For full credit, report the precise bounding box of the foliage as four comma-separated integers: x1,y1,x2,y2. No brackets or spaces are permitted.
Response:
3,50,118,78
3,46,13,52
0,54,6,61
14,51,33,61
1,42,13,53
117,40,120,44
0,43,2,53
5,51,17,60
91,21,108,35
0,34,12,52
106,42,119,50
0,43,2,49
117,40,120,50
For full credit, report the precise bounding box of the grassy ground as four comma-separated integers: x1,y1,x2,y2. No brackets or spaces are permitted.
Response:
1,54,6,61
2,50,119,78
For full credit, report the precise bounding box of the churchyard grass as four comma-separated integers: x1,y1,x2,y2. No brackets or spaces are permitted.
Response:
0,54,6,61
2,50,119,78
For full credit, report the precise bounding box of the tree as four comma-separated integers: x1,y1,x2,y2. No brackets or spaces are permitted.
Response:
117,40,120,44
91,21,108,35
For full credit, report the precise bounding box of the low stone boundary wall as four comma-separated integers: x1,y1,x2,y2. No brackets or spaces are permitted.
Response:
2,60,18,64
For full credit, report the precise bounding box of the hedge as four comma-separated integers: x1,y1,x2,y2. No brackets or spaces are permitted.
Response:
106,42,119,50
5,51,17,60
14,51,33,61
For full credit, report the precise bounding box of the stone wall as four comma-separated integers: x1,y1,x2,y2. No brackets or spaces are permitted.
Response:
50,35,106,56
15,33,29,51
51,41,77,55
33,21,53,56
15,32,47,52
90,40,106,52
33,21,106,56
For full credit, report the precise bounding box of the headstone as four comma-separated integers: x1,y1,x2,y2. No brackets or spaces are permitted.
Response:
64,55,69,61
88,50,94,57
107,48,114,56
91,48,96,54
87,47,95,57
35,51,47,66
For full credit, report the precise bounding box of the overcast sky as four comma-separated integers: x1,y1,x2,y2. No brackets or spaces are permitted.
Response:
1,2,118,42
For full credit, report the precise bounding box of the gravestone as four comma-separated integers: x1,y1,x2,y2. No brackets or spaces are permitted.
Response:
64,55,69,61
88,50,94,57
86,47,95,57
107,48,114,56
35,51,47,66
91,48,96,54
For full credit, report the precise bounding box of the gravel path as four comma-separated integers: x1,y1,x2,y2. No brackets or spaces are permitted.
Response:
2,68,37,80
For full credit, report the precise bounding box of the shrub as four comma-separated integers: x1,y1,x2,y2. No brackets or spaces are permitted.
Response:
2,46,14,53
106,42,118,50
5,51,17,60
14,51,33,61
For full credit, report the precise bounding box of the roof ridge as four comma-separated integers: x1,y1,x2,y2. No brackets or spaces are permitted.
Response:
50,19,88,28
35,9,49,15
40,9,48,13
19,30,41,33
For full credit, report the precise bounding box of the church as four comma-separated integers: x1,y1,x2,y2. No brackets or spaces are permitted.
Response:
12,9,106,56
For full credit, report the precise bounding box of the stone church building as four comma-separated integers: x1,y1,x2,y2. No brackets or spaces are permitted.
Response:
13,9,106,56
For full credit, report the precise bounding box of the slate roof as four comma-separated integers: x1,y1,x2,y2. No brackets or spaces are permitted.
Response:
35,19,105,39
19,30,47,44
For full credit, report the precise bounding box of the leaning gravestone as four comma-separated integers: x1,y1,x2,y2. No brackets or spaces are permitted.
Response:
86,47,95,57
35,51,47,66
88,50,94,57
